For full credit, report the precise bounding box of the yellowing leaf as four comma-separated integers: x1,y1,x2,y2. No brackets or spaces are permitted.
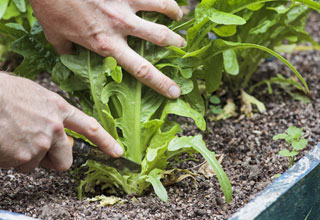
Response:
198,154,224,178
87,195,127,207
241,89,266,116
212,98,237,121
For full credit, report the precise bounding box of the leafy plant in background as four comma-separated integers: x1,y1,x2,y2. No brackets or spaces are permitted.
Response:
1,0,320,204
273,126,308,167
0,0,35,27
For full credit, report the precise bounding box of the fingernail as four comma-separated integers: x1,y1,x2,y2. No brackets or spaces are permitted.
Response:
114,143,124,157
169,85,181,99
178,10,183,20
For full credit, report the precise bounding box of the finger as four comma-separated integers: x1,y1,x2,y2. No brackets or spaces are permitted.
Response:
109,40,181,99
63,106,123,158
16,160,40,173
45,32,73,55
16,152,47,173
131,0,183,20
129,17,186,47
41,132,73,172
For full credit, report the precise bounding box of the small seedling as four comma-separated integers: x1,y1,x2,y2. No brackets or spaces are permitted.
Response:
273,126,308,168
209,95,223,115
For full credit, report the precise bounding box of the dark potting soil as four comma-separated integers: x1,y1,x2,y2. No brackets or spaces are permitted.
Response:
0,11,319,220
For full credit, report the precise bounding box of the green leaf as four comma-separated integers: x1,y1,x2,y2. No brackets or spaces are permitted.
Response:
209,10,246,25
211,0,320,13
204,54,223,93
13,0,26,13
212,25,237,37
267,5,290,14
52,62,71,84
286,126,302,139
146,169,168,202
173,75,194,95
103,57,123,83
26,4,37,27
292,139,308,151
247,3,265,11
273,134,288,141
279,149,299,157
223,49,239,75
0,0,9,19
205,39,309,93
175,0,188,6
3,0,20,20
168,135,232,203
161,98,206,131
103,57,117,74
185,78,206,116
180,67,193,79
11,35,56,79
211,106,223,115
60,48,119,142
209,95,221,104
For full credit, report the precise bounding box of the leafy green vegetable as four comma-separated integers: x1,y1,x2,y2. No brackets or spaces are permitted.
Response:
1,0,319,204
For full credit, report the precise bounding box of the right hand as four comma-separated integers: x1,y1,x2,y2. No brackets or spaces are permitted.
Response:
0,72,123,173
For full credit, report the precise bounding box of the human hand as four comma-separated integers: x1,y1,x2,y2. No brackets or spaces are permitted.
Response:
0,72,123,173
29,0,186,99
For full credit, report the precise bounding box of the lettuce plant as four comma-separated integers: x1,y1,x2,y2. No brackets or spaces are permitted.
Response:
1,0,319,203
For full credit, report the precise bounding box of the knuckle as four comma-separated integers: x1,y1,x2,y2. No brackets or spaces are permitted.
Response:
135,63,153,80
159,0,169,12
86,117,100,138
156,78,169,92
16,151,32,165
51,93,68,112
157,26,170,46
49,120,65,136
33,135,51,152
111,13,127,28
94,36,116,55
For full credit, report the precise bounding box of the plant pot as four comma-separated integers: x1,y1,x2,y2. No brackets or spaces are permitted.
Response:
230,143,320,220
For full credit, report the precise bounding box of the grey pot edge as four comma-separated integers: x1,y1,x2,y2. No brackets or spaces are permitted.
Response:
230,143,320,220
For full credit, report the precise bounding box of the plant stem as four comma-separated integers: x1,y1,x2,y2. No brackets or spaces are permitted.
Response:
171,18,195,32
87,51,109,131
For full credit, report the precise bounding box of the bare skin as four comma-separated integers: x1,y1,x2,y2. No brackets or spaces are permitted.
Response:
0,0,184,173
29,0,186,98
0,72,123,173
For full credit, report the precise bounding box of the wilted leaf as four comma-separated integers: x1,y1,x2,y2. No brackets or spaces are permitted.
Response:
163,168,198,186
241,89,266,116
88,195,127,207
198,154,224,178
212,98,237,120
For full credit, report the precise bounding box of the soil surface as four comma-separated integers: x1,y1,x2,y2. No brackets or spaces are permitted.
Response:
1,9,319,220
